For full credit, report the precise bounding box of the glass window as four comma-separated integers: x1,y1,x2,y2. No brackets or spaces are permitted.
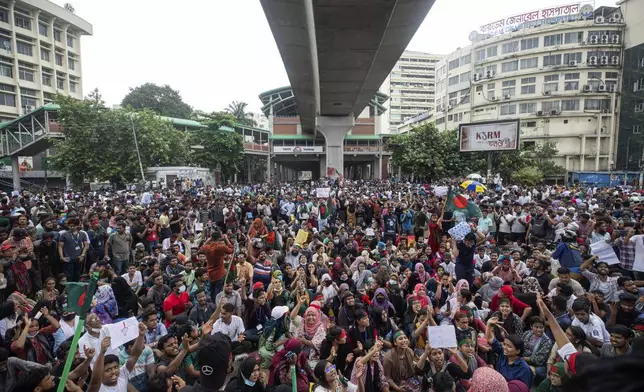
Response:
500,104,516,115
68,57,75,70
448,75,459,86
544,75,559,82
20,87,36,97
18,67,34,82
520,37,539,51
55,53,63,66
520,57,538,69
475,49,485,62
565,80,579,91
520,103,536,113
563,52,582,64
502,80,516,97
14,15,31,30
38,22,48,36
459,73,469,83
0,9,7,23
485,64,497,75
544,33,563,46
461,54,471,65
40,48,50,61
561,99,580,111
605,72,619,79
543,54,562,66
501,41,519,54
0,92,15,106
449,59,460,71
584,99,602,110
486,46,498,57
42,73,51,86
487,83,495,99
57,76,64,90
565,72,580,80
501,60,518,73
542,101,560,112
0,36,10,51
16,42,32,56
564,32,584,44
448,92,457,107
0,61,11,78
66,35,74,48
521,85,536,95
53,29,61,42
69,80,76,93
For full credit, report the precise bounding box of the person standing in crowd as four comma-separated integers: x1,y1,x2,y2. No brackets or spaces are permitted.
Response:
58,218,89,281
200,230,234,302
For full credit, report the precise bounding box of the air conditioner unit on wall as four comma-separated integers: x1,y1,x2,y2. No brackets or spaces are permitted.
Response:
598,85,607,92
583,84,592,92
543,91,552,96
536,110,544,116
504,94,512,100
611,35,620,44
550,109,560,115
486,70,495,78
589,56,598,65
473,73,481,82
568,60,577,66
600,56,609,65
601,35,609,43
608,84,617,92
611,56,620,65
595,16,605,24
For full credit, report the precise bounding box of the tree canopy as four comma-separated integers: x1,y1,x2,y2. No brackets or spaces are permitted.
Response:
51,90,189,186
121,83,193,119
387,123,565,183
225,101,256,127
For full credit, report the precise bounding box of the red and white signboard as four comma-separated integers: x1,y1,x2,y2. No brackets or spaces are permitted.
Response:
458,120,520,152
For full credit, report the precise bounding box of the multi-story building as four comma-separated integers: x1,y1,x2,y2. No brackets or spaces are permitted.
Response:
429,4,627,177
0,0,91,121
380,50,442,133
616,0,644,182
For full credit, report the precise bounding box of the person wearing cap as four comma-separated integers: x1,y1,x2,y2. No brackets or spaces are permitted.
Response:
178,333,232,392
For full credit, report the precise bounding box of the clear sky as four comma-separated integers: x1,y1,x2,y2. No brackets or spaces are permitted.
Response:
57,0,617,114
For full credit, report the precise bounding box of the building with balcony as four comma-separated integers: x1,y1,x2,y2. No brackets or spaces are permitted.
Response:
380,50,442,133
430,4,627,177
259,86,393,180
0,0,91,121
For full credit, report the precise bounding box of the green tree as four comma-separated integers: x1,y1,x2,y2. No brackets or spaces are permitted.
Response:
51,90,189,186
225,101,256,127
513,166,544,185
189,120,244,181
525,142,566,178
121,83,193,118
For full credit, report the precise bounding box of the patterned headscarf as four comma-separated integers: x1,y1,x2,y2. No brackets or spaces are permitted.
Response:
468,368,510,392
523,277,543,295
303,306,322,336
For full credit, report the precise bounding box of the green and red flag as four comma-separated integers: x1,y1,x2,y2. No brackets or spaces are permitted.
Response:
65,277,98,317
445,190,482,219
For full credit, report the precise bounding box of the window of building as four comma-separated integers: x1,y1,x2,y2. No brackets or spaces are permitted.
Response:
0,9,7,23
448,75,460,86
18,66,34,82
475,49,485,62
459,88,470,104
487,83,495,99
605,72,618,79
544,74,559,93
459,73,470,83
14,15,31,30
69,80,77,93
16,41,32,56
0,57,11,78
584,98,609,110
448,58,460,71
501,60,518,73
520,57,538,69
485,64,497,75
501,41,519,54
53,29,61,42
500,104,516,115
42,73,51,86
0,34,9,51
55,53,63,66
68,57,75,70
634,125,641,134
542,101,560,112
0,83,14,92
520,102,536,114
21,87,36,97
0,90,15,106
43,92,54,103
40,48,50,62
543,54,562,66
564,72,580,90
486,45,498,58
448,92,457,107
563,52,582,64
521,77,536,95
588,71,602,90
38,22,48,36
66,35,74,48
544,33,563,46
564,31,584,44
522,121,537,128
521,37,539,51
502,80,516,97
461,54,471,65
57,74,65,90
561,99,580,111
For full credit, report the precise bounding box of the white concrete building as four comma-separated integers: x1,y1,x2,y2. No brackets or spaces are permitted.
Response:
0,0,91,122
380,50,442,133
431,5,625,174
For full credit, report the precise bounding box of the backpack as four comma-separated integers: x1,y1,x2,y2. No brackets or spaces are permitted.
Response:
531,216,547,237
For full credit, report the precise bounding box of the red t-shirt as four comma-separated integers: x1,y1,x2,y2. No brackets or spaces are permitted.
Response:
163,291,190,327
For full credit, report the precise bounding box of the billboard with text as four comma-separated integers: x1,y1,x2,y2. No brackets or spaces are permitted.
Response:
458,120,520,152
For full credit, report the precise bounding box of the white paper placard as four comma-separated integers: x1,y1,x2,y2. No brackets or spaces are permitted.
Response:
103,317,139,350
365,228,375,237
589,241,620,266
427,325,457,349
316,188,330,198
448,222,471,241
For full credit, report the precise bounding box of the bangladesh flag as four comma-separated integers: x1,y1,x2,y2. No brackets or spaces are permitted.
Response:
445,190,482,219
65,277,98,318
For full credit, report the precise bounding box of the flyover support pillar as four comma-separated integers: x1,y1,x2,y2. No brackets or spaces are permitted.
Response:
317,116,354,179
11,155,20,191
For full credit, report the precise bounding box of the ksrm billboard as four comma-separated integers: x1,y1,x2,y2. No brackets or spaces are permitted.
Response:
458,120,520,152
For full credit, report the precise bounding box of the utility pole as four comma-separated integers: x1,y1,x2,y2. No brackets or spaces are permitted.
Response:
130,117,145,183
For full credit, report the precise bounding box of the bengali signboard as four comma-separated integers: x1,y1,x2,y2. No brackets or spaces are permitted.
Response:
344,145,380,153
458,120,520,152
273,146,324,153
474,3,594,39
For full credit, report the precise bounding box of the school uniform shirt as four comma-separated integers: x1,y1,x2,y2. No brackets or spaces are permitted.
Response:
571,313,610,344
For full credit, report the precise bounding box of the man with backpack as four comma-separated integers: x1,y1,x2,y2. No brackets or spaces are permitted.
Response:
529,206,555,245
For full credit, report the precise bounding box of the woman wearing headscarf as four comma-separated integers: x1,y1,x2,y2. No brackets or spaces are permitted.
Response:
414,263,430,285
350,340,389,392
411,283,431,308
370,307,397,349
371,288,395,318
268,339,315,391
290,301,327,360
111,276,138,319
248,218,268,258
92,285,119,325
535,363,566,392
319,327,352,375
225,356,266,392
467,367,510,392
403,297,423,336
352,261,372,290
337,291,360,329
259,305,290,368
383,331,422,392
478,276,503,304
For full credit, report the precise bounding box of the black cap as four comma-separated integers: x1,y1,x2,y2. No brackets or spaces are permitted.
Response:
197,333,232,390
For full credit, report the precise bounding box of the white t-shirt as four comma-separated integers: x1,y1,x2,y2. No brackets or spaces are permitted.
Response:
571,313,610,344
78,330,120,369
630,235,644,272
212,315,245,342
98,365,130,392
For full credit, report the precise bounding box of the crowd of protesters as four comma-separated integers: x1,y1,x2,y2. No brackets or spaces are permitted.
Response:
0,178,642,392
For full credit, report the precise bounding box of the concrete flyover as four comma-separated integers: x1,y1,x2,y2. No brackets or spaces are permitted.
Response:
259,0,436,177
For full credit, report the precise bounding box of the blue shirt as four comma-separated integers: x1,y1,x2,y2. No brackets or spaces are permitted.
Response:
491,338,533,388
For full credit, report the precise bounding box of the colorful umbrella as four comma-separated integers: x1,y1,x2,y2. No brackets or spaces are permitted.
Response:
460,180,487,193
